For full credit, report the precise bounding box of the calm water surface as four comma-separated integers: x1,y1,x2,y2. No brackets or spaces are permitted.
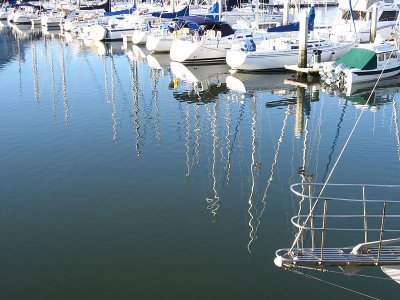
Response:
1,16,400,299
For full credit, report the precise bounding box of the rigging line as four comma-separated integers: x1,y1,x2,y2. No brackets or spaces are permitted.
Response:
392,98,400,161
288,269,381,300
103,56,110,104
223,100,232,184
131,60,142,157
288,44,397,253
221,98,246,188
110,54,118,141
50,41,56,119
206,101,220,216
84,56,103,91
247,96,258,252
153,76,161,147
185,105,191,180
322,99,348,182
191,104,201,168
313,90,325,182
257,107,290,225
110,54,130,106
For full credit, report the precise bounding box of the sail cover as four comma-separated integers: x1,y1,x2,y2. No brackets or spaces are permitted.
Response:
335,48,377,70
152,5,190,19
267,7,315,33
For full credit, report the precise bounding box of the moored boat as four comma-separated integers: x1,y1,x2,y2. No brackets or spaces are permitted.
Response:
0,2,11,21
320,40,400,87
330,0,400,43
226,36,356,71
169,16,270,64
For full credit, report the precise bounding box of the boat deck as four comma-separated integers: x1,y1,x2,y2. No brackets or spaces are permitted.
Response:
276,246,400,267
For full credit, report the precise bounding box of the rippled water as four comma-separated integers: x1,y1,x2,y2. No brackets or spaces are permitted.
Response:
1,14,400,299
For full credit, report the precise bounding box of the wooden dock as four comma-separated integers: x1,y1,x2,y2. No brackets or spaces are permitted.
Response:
284,64,322,75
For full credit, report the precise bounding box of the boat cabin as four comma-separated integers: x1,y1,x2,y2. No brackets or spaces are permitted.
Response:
255,37,331,52
173,16,235,38
335,43,399,70
338,0,399,22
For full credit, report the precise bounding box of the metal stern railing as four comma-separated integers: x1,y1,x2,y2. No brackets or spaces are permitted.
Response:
275,183,400,268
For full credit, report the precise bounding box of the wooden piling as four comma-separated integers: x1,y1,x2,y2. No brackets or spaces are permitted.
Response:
283,0,289,25
295,86,305,138
218,0,222,21
298,11,308,69
370,4,378,43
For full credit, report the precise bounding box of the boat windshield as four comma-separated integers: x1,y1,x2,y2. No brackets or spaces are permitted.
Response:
379,10,399,21
341,10,368,21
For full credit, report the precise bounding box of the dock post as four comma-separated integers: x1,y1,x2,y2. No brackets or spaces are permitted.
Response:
295,86,305,138
298,11,308,69
370,4,378,43
255,0,260,29
283,0,289,25
218,0,222,21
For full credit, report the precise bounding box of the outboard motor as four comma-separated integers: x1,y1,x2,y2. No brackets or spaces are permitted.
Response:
330,63,347,86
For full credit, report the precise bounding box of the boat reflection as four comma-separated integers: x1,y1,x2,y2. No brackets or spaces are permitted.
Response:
0,25,26,71
86,40,126,57
147,53,171,71
322,76,400,111
129,45,150,63
226,72,295,95
63,35,126,58
170,62,230,103
8,22,41,39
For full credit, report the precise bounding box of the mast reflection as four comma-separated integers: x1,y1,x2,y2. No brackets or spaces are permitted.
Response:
59,40,69,126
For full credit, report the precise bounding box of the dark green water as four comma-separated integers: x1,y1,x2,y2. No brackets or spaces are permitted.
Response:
0,24,399,299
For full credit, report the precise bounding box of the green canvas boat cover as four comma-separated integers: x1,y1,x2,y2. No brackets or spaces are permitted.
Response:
335,48,377,70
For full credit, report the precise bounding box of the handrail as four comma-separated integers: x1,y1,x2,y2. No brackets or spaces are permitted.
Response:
290,183,400,203
288,183,400,257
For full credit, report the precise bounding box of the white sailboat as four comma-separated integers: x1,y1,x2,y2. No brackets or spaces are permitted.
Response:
330,0,400,43
226,6,356,72
226,36,356,71
169,15,270,63
0,2,11,21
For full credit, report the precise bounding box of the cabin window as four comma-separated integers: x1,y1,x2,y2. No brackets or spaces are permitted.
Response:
342,10,367,21
291,46,299,49
388,52,397,59
379,11,399,22
378,53,385,61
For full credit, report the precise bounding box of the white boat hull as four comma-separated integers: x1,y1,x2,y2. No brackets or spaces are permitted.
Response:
227,42,355,71
146,34,173,52
41,16,63,30
132,30,149,45
107,28,136,41
381,266,400,285
12,13,37,25
331,21,397,43
170,38,230,63
0,11,10,21
346,65,400,84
